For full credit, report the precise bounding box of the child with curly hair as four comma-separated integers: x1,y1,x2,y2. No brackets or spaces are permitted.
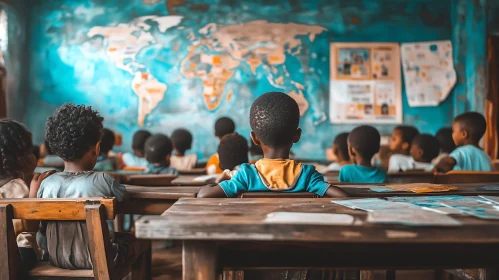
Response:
0,119,54,270
37,104,148,270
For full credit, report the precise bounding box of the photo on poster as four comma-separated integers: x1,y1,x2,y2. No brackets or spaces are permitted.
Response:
336,48,370,79
372,48,394,80
374,82,396,118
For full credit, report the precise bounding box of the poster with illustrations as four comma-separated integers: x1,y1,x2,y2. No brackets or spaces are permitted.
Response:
330,43,402,124
401,40,456,107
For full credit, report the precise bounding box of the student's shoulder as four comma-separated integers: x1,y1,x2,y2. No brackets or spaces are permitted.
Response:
390,154,411,161
90,171,120,186
339,164,357,172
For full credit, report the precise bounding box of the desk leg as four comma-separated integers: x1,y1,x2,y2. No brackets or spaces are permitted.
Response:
183,241,217,280
485,267,497,280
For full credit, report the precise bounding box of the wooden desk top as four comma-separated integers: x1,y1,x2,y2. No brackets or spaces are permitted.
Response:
135,197,499,243
125,185,200,199
171,175,210,186
341,183,499,197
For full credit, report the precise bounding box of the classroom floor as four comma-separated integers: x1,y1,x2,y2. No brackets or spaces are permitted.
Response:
150,242,438,280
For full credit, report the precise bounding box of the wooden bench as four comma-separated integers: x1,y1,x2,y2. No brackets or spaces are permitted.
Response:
0,198,151,279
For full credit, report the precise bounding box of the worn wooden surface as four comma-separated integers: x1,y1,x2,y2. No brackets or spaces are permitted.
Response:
178,168,207,175
434,172,499,184
0,198,116,220
123,186,199,215
125,174,178,186
86,205,114,279
183,241,217,280
172,175,212,186
0,205,19,280
29,262,94,277
385,172,434,184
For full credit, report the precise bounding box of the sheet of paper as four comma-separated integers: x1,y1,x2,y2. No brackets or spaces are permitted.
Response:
475,185,499,191
192,174,217,183
332,198,417,212
264,212,355,225
441,197,499,220
387,196,467,215
479,196,499,204
401,40,456,107
367,208,461,226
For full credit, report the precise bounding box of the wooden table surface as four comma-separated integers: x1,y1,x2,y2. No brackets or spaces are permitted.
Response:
171,175,211,186
136,198,499,280
121,185,200,214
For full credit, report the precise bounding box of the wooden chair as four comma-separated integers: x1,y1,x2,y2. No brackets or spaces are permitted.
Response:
125,174,178,186
386,171,434,184
434,171,499,184
0,198,151,280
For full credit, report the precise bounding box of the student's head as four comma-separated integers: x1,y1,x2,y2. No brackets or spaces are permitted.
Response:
410,134,440,163
348,126,380,164
0,119,36,178
43,140,55,156
452,112,486,147
250,92,301,154
144,134,173,165
45,104,104,170
214,117,235,139
132,130,152,157
435,127,456,154
332,133,350,163
389,125,420,154
100,128,116,156
171,128,193,155
218,133,249,170
32,145,40,161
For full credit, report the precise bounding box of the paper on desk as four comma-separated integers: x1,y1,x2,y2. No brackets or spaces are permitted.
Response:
387,196,468,215
476,185,499,191
479,195,499,204
371,183,457,193
192,174,218,183
441,197,499,220
264,212,355,225
367,208,461,226
332,198,418,212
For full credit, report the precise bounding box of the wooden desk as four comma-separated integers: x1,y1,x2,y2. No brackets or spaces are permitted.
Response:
341,183,499,197
122,185,200,215
172,175,211,186
136,198,499,280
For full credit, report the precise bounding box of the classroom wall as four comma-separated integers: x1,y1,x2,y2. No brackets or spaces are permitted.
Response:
18,0,488,160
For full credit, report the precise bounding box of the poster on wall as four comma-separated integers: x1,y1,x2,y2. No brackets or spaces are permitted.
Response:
330,43,402,124
401,40,456,107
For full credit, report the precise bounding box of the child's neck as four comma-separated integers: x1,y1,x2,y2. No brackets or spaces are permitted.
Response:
175,151,185,157
262,146,291,159
64,161,93,173
355,158,372,168
460,139,478,147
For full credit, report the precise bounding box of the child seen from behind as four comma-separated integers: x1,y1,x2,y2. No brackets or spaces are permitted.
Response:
93,128,116,171
216,132,249,183
142,134,179,175
122,130,151,167
206,117,235,175
170,128,198,170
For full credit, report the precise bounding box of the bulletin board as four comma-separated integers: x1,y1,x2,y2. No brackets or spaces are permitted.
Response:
329,43,402,124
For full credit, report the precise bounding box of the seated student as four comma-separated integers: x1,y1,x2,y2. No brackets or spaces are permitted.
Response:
198,92,346,198
0,119,54,270
122,130,151,167
216,132,249,182
170,128,198,170
326,132,351,171
40,140,65,167
339,126,387,183
433,127,456,165
37,103,143,269
142,134,179,175
435,112,493,172
388,125,420,172
408,134,440,171
206,117,235,175
94,128,116,171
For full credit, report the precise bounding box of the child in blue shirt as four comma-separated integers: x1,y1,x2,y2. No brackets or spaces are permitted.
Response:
142,134,179,175
435,112,492,172
339,126,387,183
122,130,151,167
198,91,346,198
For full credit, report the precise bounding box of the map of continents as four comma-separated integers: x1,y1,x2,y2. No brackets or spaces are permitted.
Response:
87,16,326,125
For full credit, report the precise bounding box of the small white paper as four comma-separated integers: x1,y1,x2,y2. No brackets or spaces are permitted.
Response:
192,174,218,183
264,212,355,225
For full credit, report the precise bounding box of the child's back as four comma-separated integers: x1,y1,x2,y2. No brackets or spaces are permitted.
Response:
122,130,151,167
170,128,197,170
142,134,179,175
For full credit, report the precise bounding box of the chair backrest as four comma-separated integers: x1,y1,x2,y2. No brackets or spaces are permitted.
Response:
0,198,116,279
386,171,434,184
125,174,178,186
434,171,499,184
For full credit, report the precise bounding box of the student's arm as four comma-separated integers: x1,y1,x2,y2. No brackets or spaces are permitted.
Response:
434,156,457,173
324,185,348,197
29,170,56,198
197,185,228,198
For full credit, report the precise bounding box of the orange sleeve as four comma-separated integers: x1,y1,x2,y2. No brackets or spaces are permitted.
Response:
206,154,223,174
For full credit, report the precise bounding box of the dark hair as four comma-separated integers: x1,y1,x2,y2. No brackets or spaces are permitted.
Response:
394,125,420,146
144,134,173,163
454,112,487,143
100,128,116,155
0,119,34,177
171,129,193,154
250,92,300,147
132,130,152,152
435,127,455,154
32,145,40,160
348,125,380,159
215,117,235,138
218,133,249,170
44,140,54,155
412,134,440,162
333,132,350,161
45,104,103,161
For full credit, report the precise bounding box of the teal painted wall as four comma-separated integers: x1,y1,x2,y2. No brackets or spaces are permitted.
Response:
16,0,488,160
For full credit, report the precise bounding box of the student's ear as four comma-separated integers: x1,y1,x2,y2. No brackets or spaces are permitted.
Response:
93,141,101,156
165,154,171,165
401,142,409,152
250,131,261,146
348,146,356,158
293,128,302,144
462,129,469,139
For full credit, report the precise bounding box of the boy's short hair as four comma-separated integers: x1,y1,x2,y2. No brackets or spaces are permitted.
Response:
215,117,235,138
144,134,173,164
348,126,380,159
412,134,440,162
435,127,455,154
218,133,249,170
0,119,33,177
454,112,487,143
333,132,350,161
132,130,152,152
100,128,116,155
171,129,193,154
250,92,300,147
45,104,103,161
394,125,420,145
